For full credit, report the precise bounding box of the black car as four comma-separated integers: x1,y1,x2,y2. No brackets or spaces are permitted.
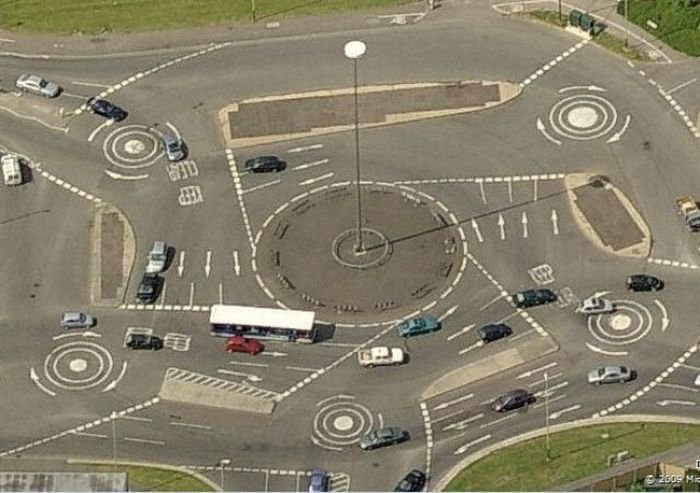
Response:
491,389,535,412
393,470,426,492
244,155,286,173
511,289,557,309
136,274,162,304
126,334,163,350
87,97,128,121
626,274,664,292
477,324,513,343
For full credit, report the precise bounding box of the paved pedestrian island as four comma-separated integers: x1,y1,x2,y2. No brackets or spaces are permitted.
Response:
220,80,521,148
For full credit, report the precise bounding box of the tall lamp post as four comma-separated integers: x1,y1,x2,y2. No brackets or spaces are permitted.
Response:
218,459,231,491
111,412,118,472
343,40,367,254
544,372,551,461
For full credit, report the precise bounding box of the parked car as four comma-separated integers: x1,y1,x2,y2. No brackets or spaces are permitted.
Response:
393,470,426,492
244,155,286,173
587,365,636,385
397,316,440,338
60,311,95,329
145,241,168,274
491,389,535,412
626,274,664,292
1,153,22,186
575,296,615,315
162,133,186,162
359,426,410,451
87,97,127,121
136,273,161,304
511,289,557,309
477,324,513,343
126,333,164,350
225,336,264,355
16,74,61,98
308,468,330,492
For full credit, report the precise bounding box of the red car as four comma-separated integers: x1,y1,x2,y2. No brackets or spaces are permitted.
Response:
225,336,264,355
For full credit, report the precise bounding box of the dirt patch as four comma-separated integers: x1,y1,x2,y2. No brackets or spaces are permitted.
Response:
100,212,124,299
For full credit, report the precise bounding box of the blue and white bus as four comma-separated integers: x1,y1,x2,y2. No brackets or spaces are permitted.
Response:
209,304,317,343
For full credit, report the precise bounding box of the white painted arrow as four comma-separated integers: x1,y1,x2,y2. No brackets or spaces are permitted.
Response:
102,361,128,392
30,367,56,396
536,117,562,145
442,413,484,431
447,324,475,341
217,368,262,382
232,250,240,277
534,381,569,397
591,290,612,299
438,304,459,322
454,434,491,455
497,214,505,240
656,399,696,407
433,393,474,411
585,342,628,356
654,299,670,332
177,251,185,278
259,351,287,358
521,212,529,238
606,114,631,143
551,209,559,236
549,404,581,420
205,251,212,278
558,85,606,93
471,219,483,243
458,340,484,355
517,361,558,379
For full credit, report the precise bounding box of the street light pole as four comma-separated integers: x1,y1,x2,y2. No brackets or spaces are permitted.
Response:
624,0,629,48
251,0,256,23
218,459,231,491
344,40,367,254
111,412,118,472
544,372,551,462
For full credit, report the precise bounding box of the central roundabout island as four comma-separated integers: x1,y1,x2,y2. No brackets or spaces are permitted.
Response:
253,183,467,324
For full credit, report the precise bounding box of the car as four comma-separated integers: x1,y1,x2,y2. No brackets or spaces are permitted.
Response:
225,336,264,355
490,389,535,412
397,316,441,338
308,468,329,492
626,274,664,292
575,296,615,315
1,153,22,186
393,470,426,492
16,74,61,98
60,311,95,329
695,374,700,387
357,346,405,367
162,134,186,162
587,365,636,385
136,273,161,304
511,289,557,309
87,97,128,121
477,324,513,343
145,241,168,274
244,155,286,173
126,333,164,350
359,426,410,451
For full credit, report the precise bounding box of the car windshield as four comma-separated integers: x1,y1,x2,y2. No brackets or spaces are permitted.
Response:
597,368,605,376
39,80,47,87
620,366,628,373
167,142,180,151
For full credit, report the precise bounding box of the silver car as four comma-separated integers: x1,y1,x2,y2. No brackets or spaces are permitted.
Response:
587,365,635,385
60,312,95,329
145,241,168,274
575,296,615,315
162,134,186,162
16,74,61,98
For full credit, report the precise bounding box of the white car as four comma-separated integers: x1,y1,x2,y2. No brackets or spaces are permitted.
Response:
575,296,615,315
16,74,61,98
145,241,168,273
357,346,405,367
1,154,22,186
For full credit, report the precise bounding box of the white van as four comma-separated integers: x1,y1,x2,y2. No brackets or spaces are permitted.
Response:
2,154,22,186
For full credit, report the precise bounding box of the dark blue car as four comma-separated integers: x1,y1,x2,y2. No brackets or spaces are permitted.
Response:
87,97,127,121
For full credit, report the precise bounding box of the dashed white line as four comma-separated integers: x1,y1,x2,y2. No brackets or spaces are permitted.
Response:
123,437,165,446
299,172,334,186
293,159,329,171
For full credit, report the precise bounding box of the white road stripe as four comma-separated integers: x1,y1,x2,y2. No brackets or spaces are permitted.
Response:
169,422,212,430
479,413,516,428
293,159,329,171
242,179,281,194
299,172,333,186
123,437,165,446
285,366,322,372
72,81,111,88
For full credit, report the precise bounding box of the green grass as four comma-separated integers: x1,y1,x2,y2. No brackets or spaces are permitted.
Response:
0,0,414,34
527,9,651,61
445,423,700,491
88,465,214,491
618,0,700,56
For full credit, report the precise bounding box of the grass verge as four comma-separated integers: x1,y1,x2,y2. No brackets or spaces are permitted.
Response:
618,0,700,56
87,465,214,491
527,10,652,62
445,423,700,491
0,0,414,34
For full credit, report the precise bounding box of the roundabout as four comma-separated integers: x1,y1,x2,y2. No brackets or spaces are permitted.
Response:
311,395,383,451
586,299,655,347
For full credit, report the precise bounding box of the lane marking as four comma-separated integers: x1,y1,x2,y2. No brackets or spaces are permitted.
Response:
432,393,474,411
447,324,475,341
293,159,329,171
123,437,165,446
72,81,111,88
453,434,491,455
299,172,334,186
169,422,212,430
241,179,281,194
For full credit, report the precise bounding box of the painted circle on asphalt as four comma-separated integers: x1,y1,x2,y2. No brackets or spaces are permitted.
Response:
43,341,114,390
587,300,653,346
548,94,618,141
102,125,164,169
312,395,382,450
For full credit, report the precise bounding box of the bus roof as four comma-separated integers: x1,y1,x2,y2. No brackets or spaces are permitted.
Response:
209,304,316,332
